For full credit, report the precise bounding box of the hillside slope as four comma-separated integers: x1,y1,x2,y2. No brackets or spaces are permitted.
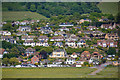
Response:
2,11,48,21
97,2,118,16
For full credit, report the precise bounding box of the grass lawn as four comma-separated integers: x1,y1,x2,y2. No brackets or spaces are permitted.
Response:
2,11,48,21
2,67,96,78
2,67,118,78
97,2,118,16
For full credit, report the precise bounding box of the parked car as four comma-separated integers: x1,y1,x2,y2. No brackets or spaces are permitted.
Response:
10,65,14,67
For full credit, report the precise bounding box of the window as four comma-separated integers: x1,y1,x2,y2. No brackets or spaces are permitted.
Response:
57,54,60,56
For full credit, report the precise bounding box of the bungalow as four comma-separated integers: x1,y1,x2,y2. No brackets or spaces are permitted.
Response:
97,40,117,47
77,40,86,47
81,51,91,60
65,34,78,41
36,41,49,47
65,57,75,65
50,36,64,41
21,36,35,41
19,20,29,25
0,31,11,35
38,36,49,41
31,56,39,64
16,32,28,36
71,52,77,58
65,41,76,47
58,27,69,31
49,49,67,58
25,48,36,56
80,35,91,40
40,27,53,34
87,26,98,30
17,26,31,32
23,40,35,47
105,33,119,40
59,22,74,27
1,36,16,44
54,31,65,36
53,42,63,47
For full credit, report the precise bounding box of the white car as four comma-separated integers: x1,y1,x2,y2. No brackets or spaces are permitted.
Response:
15,65,21,68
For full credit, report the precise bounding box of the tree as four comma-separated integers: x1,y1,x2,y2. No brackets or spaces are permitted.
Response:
30,4,36,12
9,57,19,66
10,46,20,55
2,58,9,66
108,14,114,20
107,47,116,55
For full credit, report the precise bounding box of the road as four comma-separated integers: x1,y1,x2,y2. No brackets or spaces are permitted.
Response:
89,61,112,75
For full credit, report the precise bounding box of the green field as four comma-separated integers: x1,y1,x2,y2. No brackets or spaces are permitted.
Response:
2,67,118,78
2,11,48,21
97,2,118,16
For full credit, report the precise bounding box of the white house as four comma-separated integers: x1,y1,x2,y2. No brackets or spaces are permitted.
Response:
65,57,75,65
0,31,11,35
59,23,74,27
23,40,36,47
17,26,31,32
36,41,49,47
65,41,76,47
38,36,49,41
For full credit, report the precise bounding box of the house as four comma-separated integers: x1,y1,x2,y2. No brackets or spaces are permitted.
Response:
105,33,119,40
81,51,91,60
1,36,16,44
53,42,63,47
31,56,39,64
59,22,74,27
49,49,67,58
0,31,11,35
25,48,36,57
97,40,117,47
16,32,28,36
36,41,49,46
21,36,35,41
65,34,78,41
65,41,76,48
17,26,31,32
38,36,49,41
54,31,66,36
50,36,64,41
40,27,53,34
71,52,77,58
87,26,98,30
78,19,92,24
23,40,35,47
80,35,91,40
19,20,29,25
77,40,86,47
58,27,69,31
100,23,114,29
76,59,85,65
91,52,102,59
65,57,75,65
0,48,5,58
